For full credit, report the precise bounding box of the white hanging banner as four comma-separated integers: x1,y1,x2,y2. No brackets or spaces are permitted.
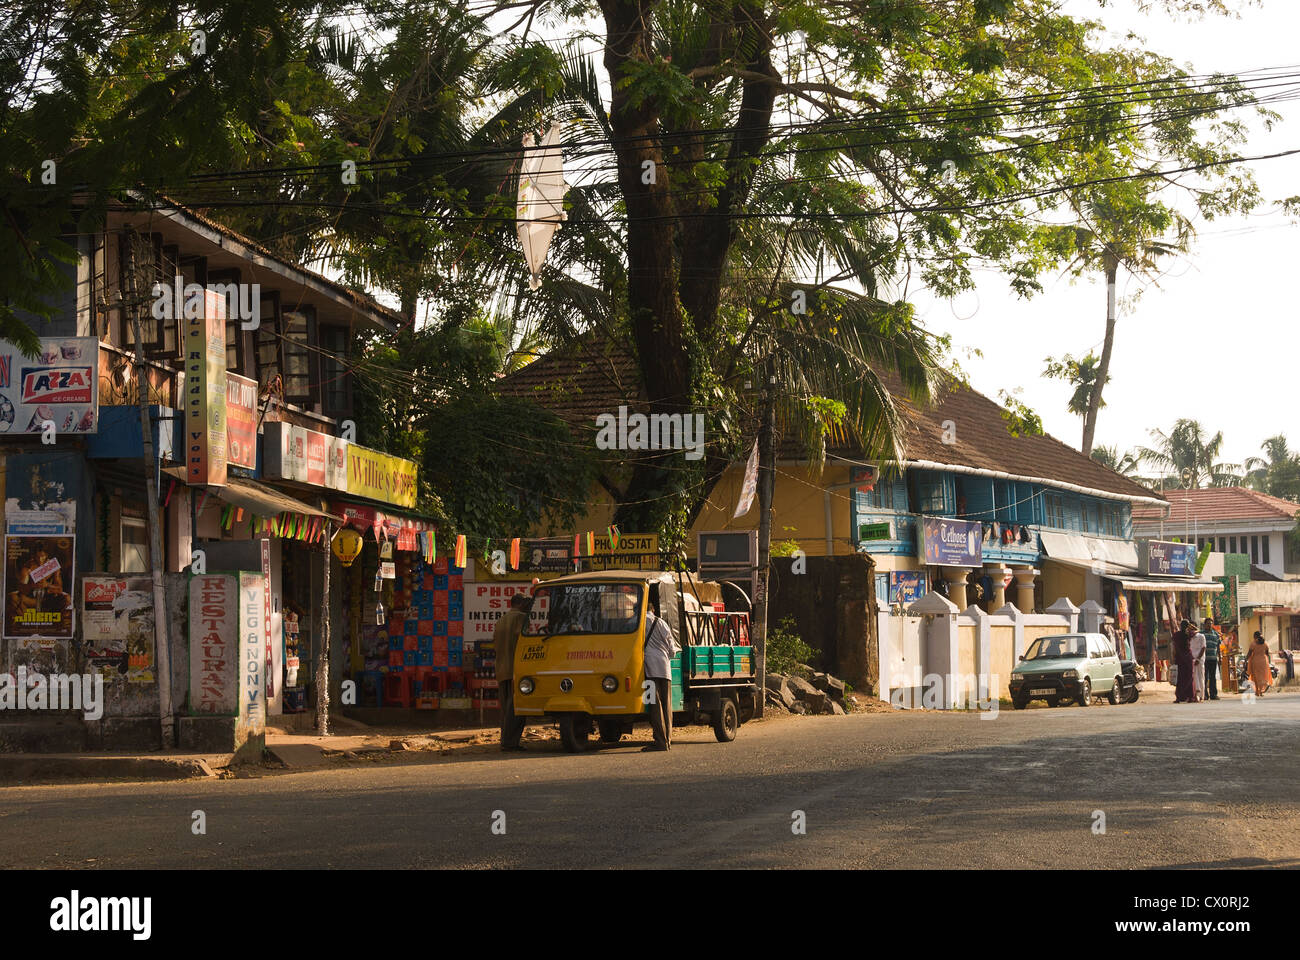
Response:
516,124,570,290
733,439,760,519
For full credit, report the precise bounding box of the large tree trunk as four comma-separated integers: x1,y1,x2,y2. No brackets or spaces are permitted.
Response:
676,2,779,337
600,1,779,529
1081,251,1118,456
600,0,688,410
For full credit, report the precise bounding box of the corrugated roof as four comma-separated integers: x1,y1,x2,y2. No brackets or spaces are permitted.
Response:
497,340,1162,502
1132,487,1300,523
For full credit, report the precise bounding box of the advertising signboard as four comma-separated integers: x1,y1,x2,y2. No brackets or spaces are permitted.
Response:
1142,539,1197,577
183,289,228,485
888,571,927,605
919,516,982,567
189,574,238,714
0,337,98,434
225,373,258,470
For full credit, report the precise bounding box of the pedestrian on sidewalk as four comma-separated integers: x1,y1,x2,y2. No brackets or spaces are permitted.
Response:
1282,647,1294,683
495,592,532,751
1173,621,1195,703
642,605,679,752
1189,623,1207,702
1246,632,1272,696
1202,619,1221,700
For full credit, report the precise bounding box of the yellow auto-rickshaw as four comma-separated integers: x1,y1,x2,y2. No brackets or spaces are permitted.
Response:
511,570,757,752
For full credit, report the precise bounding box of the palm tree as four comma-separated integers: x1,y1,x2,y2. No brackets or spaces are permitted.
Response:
1138,420,1242,489
1040,177,1194,456
1243,435,1300,502
1091,444,1142,478
1044,352,1107,445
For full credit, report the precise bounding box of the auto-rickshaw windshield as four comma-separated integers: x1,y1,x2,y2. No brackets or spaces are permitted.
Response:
523,583,643,637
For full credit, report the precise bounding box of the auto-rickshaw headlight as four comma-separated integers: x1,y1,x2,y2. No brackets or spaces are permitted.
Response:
601,675,618,693
518,677,534,695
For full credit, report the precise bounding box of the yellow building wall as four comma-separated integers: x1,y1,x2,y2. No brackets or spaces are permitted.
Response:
1041,561,1086,607
544,461,866,560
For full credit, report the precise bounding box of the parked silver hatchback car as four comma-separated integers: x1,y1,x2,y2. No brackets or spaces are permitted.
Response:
1008,632,1125,708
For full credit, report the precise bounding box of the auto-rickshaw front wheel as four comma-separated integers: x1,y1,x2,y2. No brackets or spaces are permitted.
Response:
713,698,739,742
559,714,592,753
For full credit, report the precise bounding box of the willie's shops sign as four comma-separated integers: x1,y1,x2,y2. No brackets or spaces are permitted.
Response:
1141,539,1197,577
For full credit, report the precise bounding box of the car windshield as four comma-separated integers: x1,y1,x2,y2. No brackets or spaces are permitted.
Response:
1024,636,1088,660
522,582,643,637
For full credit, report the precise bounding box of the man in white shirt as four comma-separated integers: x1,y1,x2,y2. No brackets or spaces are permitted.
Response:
1189,626,1207,702
642,608,679,752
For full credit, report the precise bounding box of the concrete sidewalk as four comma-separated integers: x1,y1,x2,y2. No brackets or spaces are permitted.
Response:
0,751,229,786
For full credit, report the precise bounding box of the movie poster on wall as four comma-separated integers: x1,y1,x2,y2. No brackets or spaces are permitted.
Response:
3,534,75,639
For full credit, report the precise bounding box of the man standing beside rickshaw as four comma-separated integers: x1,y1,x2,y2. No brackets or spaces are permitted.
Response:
494,592,532,751
642,605,678,752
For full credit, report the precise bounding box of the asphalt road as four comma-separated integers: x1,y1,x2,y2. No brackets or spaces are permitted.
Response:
3,692,1298,869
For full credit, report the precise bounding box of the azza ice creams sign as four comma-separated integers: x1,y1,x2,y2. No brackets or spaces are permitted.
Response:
920,516,983,567
0,338,98,434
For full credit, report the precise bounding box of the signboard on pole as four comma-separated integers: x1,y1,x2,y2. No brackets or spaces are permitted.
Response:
0,337,98,434
919,516,982,567
183,289,228,485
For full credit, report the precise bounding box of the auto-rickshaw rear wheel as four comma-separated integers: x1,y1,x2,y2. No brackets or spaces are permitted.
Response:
559,714,592,753
597,719,624,743
713,698,739,742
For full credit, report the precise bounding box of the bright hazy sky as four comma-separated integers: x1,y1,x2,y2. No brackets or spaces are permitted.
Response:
910,0,1299,469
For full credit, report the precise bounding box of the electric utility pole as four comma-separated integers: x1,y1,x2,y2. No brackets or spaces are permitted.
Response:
125,230,175,749
752,374,776,717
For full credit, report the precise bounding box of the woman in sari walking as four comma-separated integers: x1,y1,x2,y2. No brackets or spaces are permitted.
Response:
1246,631,1272,696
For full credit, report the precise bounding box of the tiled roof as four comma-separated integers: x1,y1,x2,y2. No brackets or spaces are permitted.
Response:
497,340,1163,502
1132,487,1300,524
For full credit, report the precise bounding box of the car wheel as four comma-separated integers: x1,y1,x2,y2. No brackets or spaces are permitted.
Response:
1108,678,1123,705
1012,697,1028,710
1127,685,1140,704
1077,678,1092,707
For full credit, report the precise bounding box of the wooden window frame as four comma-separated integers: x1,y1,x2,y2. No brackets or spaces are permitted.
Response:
317,322,353,418
278,303,319,407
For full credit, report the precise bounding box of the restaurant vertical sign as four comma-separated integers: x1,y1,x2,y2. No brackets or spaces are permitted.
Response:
185,290,228,485
189,574,237,714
